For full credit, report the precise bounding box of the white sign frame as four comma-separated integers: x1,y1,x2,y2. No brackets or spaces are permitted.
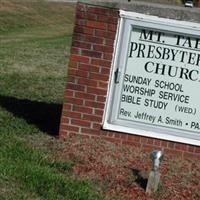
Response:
103,11,200,146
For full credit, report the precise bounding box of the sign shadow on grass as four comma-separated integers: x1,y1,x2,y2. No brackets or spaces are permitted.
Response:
0,95,62,136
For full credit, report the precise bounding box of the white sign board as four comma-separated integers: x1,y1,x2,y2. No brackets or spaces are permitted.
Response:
104,11,200,146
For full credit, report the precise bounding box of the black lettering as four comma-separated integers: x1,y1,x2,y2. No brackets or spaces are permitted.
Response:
189,70,199,81
137,43,145,58
155,63,166,75
182,37,192,48
129,42,137,58
144,61,154,73
176,35,184,46
140,30,153,41
195,38,200,49
179,67,189,80
147,45,155,58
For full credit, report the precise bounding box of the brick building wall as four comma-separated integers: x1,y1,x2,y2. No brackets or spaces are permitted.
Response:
59,2,200,159
196,0,200,7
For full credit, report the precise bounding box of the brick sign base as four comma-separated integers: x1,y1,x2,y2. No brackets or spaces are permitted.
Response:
59,1,200,159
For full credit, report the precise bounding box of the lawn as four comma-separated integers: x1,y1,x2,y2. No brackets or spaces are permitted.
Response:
0,1,199,200
0,1,115,199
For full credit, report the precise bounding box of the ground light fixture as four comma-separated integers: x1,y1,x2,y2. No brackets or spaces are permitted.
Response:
150,150,164,171
146,150,164,194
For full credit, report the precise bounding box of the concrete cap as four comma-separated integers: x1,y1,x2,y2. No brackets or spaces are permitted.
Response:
78,0,200,23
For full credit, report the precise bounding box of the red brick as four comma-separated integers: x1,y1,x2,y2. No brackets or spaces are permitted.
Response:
72,41,92,50
71,47,80,54
74,25,94,35
89,73,109,81
122,140,141,148
84,35,104,44
60,117,69,124
147,138,154,145
79,63,100,73
73,33,84,41
75,91,95,100
62,111,81,119
195,147,200,153
68,69,78,76
64,90,74,97
75,19,86,26
140,136,148,144
83,114,102,122
94,44,113,53
81,128,100,135
79,70,90,78
73,105,93,114
78,78,98,87
71,119,91,127
94,109,104,116
105,38,114,46
91,58,111,67
153,139,162,147
183,152,200,160
187,145,195,153
98,81,108,89
161,141,168,148
64,89,74,98
96,96,106,102
92,123,102,130
127,134,141,143
74,34,104,45
142,144,156,152
167,142,175,149
85,100,105,109
103,136,121,144
68,60,78,68
108,24,117,32
59,130,68,138
175,143,187,151
97,15,118,24
86,20,107,30
114,132,121,139
78,63,91,71
76,12,97,21
66,83,85,92
114,133,128,140
81,49,102,58
120,133,129,140
71,55,89,63
62,103,72,111
103,53,112,60
106,131,114,138
164,148,183,156
87,6,111,15
67,76,77,83
101,67,110,75
95,29,116,40
60,124,79,132
87,86,107,95
65,97,83,105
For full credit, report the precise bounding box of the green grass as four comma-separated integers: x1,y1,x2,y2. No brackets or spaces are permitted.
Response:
0,0,74,102
0,25,72,102
0,1,117,199
0,135,112,200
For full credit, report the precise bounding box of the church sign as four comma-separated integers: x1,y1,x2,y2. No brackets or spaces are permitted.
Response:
103,11,200,146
